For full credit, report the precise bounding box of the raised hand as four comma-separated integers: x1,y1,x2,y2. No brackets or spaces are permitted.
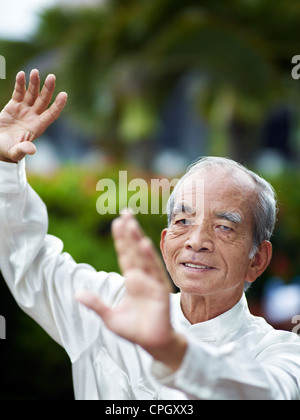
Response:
77,211,187,372
0,69,67,163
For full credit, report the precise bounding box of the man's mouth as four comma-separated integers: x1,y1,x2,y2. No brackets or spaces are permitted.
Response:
182,263,214,270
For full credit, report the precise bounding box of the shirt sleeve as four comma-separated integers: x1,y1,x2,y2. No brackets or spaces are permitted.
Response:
0,160,125,363
151,334,300,400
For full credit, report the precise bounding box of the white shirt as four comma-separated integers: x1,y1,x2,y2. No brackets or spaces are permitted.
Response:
0,160,300,400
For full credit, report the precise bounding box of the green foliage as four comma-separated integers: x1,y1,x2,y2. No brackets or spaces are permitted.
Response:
268,171,300,276
2,0,300,158
247,168,300,299
27,164,169,273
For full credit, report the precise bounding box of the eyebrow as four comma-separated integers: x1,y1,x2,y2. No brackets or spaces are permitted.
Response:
170,205,243,225
171,203,196,219
215,211,243,225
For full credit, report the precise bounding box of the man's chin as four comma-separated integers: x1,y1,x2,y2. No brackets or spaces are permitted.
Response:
173,276,218,296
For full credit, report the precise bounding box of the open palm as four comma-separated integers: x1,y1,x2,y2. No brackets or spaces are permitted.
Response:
77,212,187,371
0,69,67,163
77,212,174,348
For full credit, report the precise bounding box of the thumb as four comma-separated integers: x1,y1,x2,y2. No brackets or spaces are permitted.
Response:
76,291,111,319
9,141,37,162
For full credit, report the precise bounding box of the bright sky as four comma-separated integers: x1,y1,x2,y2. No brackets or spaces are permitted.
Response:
0,0,58,40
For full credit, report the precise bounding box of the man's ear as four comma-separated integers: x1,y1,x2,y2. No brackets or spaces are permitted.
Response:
160,229,168,266
245,241,273,285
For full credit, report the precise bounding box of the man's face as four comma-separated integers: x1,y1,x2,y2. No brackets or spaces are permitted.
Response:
160,167,259,298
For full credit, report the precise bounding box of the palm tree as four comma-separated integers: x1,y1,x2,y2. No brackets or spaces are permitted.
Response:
1,0,300,161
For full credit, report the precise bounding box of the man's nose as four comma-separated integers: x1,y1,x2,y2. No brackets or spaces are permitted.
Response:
184,223,214,252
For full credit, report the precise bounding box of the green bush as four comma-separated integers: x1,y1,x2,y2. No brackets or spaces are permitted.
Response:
28,164,169,273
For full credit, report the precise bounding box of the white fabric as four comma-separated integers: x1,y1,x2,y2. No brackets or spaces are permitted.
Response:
0,160,300,400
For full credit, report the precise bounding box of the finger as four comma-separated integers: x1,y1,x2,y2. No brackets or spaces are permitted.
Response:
39,91,68,127
112,211,144,245
12,71,26,102
24,69,40,106
8,142,37,162
76,291,111,319
140,237,172,290
113,217,142,253
112,218,130,272
112,215,144,273
123,218,171,287
33,74,56,114
112,215,133,259
112,213,169,285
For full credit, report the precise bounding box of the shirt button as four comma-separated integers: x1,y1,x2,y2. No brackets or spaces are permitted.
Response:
153,394,159,400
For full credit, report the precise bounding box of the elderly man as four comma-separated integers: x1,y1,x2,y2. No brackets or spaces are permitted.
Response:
0,70,300,400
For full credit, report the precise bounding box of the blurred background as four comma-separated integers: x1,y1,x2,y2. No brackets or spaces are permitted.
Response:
1,0,300,400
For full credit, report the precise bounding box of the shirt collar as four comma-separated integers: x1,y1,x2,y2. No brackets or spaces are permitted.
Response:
171,293,250,341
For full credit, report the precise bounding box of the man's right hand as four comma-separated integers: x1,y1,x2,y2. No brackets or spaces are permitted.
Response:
0,69,67,163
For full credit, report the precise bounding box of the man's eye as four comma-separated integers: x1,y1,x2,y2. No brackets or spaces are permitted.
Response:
218,225,232,232
175,219,188,226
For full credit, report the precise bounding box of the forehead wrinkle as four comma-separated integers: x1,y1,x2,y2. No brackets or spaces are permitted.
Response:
169,168,256,226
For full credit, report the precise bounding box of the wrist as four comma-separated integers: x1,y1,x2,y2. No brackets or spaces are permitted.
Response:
0,158,17,164
0,153,17,164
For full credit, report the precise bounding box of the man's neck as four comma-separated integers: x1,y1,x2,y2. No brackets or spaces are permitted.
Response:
180,289,244,324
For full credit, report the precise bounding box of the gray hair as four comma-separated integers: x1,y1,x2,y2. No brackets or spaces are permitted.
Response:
166,156,278,292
